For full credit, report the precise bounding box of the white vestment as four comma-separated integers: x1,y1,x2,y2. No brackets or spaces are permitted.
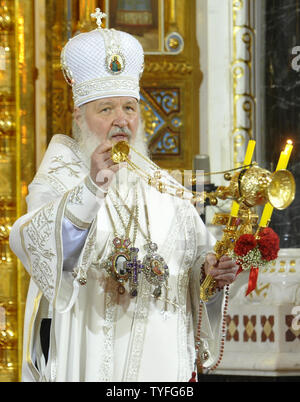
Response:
9,134,225,382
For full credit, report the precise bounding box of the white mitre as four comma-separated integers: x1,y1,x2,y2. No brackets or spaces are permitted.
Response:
60,8,144,107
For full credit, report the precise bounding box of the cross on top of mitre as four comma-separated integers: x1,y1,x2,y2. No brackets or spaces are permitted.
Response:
91,8,107,29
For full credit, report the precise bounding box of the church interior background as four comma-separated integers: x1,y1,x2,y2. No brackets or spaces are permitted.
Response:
0,0,299,382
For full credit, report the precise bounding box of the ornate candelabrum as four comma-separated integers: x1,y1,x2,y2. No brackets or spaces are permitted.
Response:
110,140,296,301
199,163,295,300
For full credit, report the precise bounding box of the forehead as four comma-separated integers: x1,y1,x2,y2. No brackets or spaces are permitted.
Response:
88,96,138,108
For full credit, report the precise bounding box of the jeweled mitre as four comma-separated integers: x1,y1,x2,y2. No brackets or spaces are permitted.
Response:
60,19,144,107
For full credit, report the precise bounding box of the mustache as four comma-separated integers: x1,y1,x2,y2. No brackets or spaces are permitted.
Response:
108,126,132,140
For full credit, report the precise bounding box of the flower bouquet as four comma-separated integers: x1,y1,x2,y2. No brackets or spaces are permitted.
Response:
229,227,280,295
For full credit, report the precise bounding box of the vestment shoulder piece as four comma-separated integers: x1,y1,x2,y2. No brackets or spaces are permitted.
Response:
33,134,89,195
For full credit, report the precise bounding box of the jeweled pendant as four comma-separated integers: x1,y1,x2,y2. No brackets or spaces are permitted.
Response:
153,286,162,298
100,237,131,284
143,242,169,296
78,276,87,286
118,284,126,295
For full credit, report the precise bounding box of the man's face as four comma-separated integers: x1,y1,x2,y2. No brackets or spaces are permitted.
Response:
76,96,140,145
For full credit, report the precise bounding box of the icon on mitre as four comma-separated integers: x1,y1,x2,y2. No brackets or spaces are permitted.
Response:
107,54,125,74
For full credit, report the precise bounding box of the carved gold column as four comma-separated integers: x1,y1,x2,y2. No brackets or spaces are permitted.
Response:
77,0,99,32
0,0,35,381
231,0,255,167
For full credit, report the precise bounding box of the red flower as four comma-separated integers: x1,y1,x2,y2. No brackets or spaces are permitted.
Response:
234,234,257,256
259,227,276,238
258,228,280,261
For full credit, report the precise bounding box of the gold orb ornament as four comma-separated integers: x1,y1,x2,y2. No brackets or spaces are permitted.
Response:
224,172,232,181
267,170,295,210
209,196,218,206
238,166,295,209
111,141,130,163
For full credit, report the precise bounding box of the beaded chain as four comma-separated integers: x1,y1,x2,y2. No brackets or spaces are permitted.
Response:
122,142,256,204
193,284,230,377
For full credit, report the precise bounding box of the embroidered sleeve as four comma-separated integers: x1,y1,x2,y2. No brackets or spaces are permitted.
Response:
64,175,103,229
10,194,68,306
9,135,102,310
9,178,99,312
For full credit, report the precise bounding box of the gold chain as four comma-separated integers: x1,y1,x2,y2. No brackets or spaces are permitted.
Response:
129,142,255,176
115,142,256,202
106,188,138,244
112,185,151,243
126,158,197,201
111,141,257,207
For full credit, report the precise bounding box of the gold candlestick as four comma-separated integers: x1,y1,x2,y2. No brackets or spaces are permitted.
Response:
199,216,239,301
200,139,256,301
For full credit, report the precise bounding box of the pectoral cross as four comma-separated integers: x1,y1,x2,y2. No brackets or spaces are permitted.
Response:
126,247,143,297
91,8,107,29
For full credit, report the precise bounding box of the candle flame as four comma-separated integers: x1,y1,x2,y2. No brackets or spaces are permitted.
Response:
283,140,293,155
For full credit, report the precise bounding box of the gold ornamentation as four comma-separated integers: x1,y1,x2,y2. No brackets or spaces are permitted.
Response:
101,188,140,295
105,185,170,298
111,141,195,201
143,242,169,298
200,219,238,301
165,32,184,54
111,141,130,163
144,61,193,75
0,0,35,381
232,0,256,167
100,237,132,293
199,162,295,301
140,100,161,139
205,165,295,211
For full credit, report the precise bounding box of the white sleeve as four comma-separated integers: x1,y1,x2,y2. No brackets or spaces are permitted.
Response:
62,218,89,272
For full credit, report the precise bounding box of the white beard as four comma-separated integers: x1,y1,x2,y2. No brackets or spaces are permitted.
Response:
72,115,190,204
73,115,149,163
72,116,151,194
